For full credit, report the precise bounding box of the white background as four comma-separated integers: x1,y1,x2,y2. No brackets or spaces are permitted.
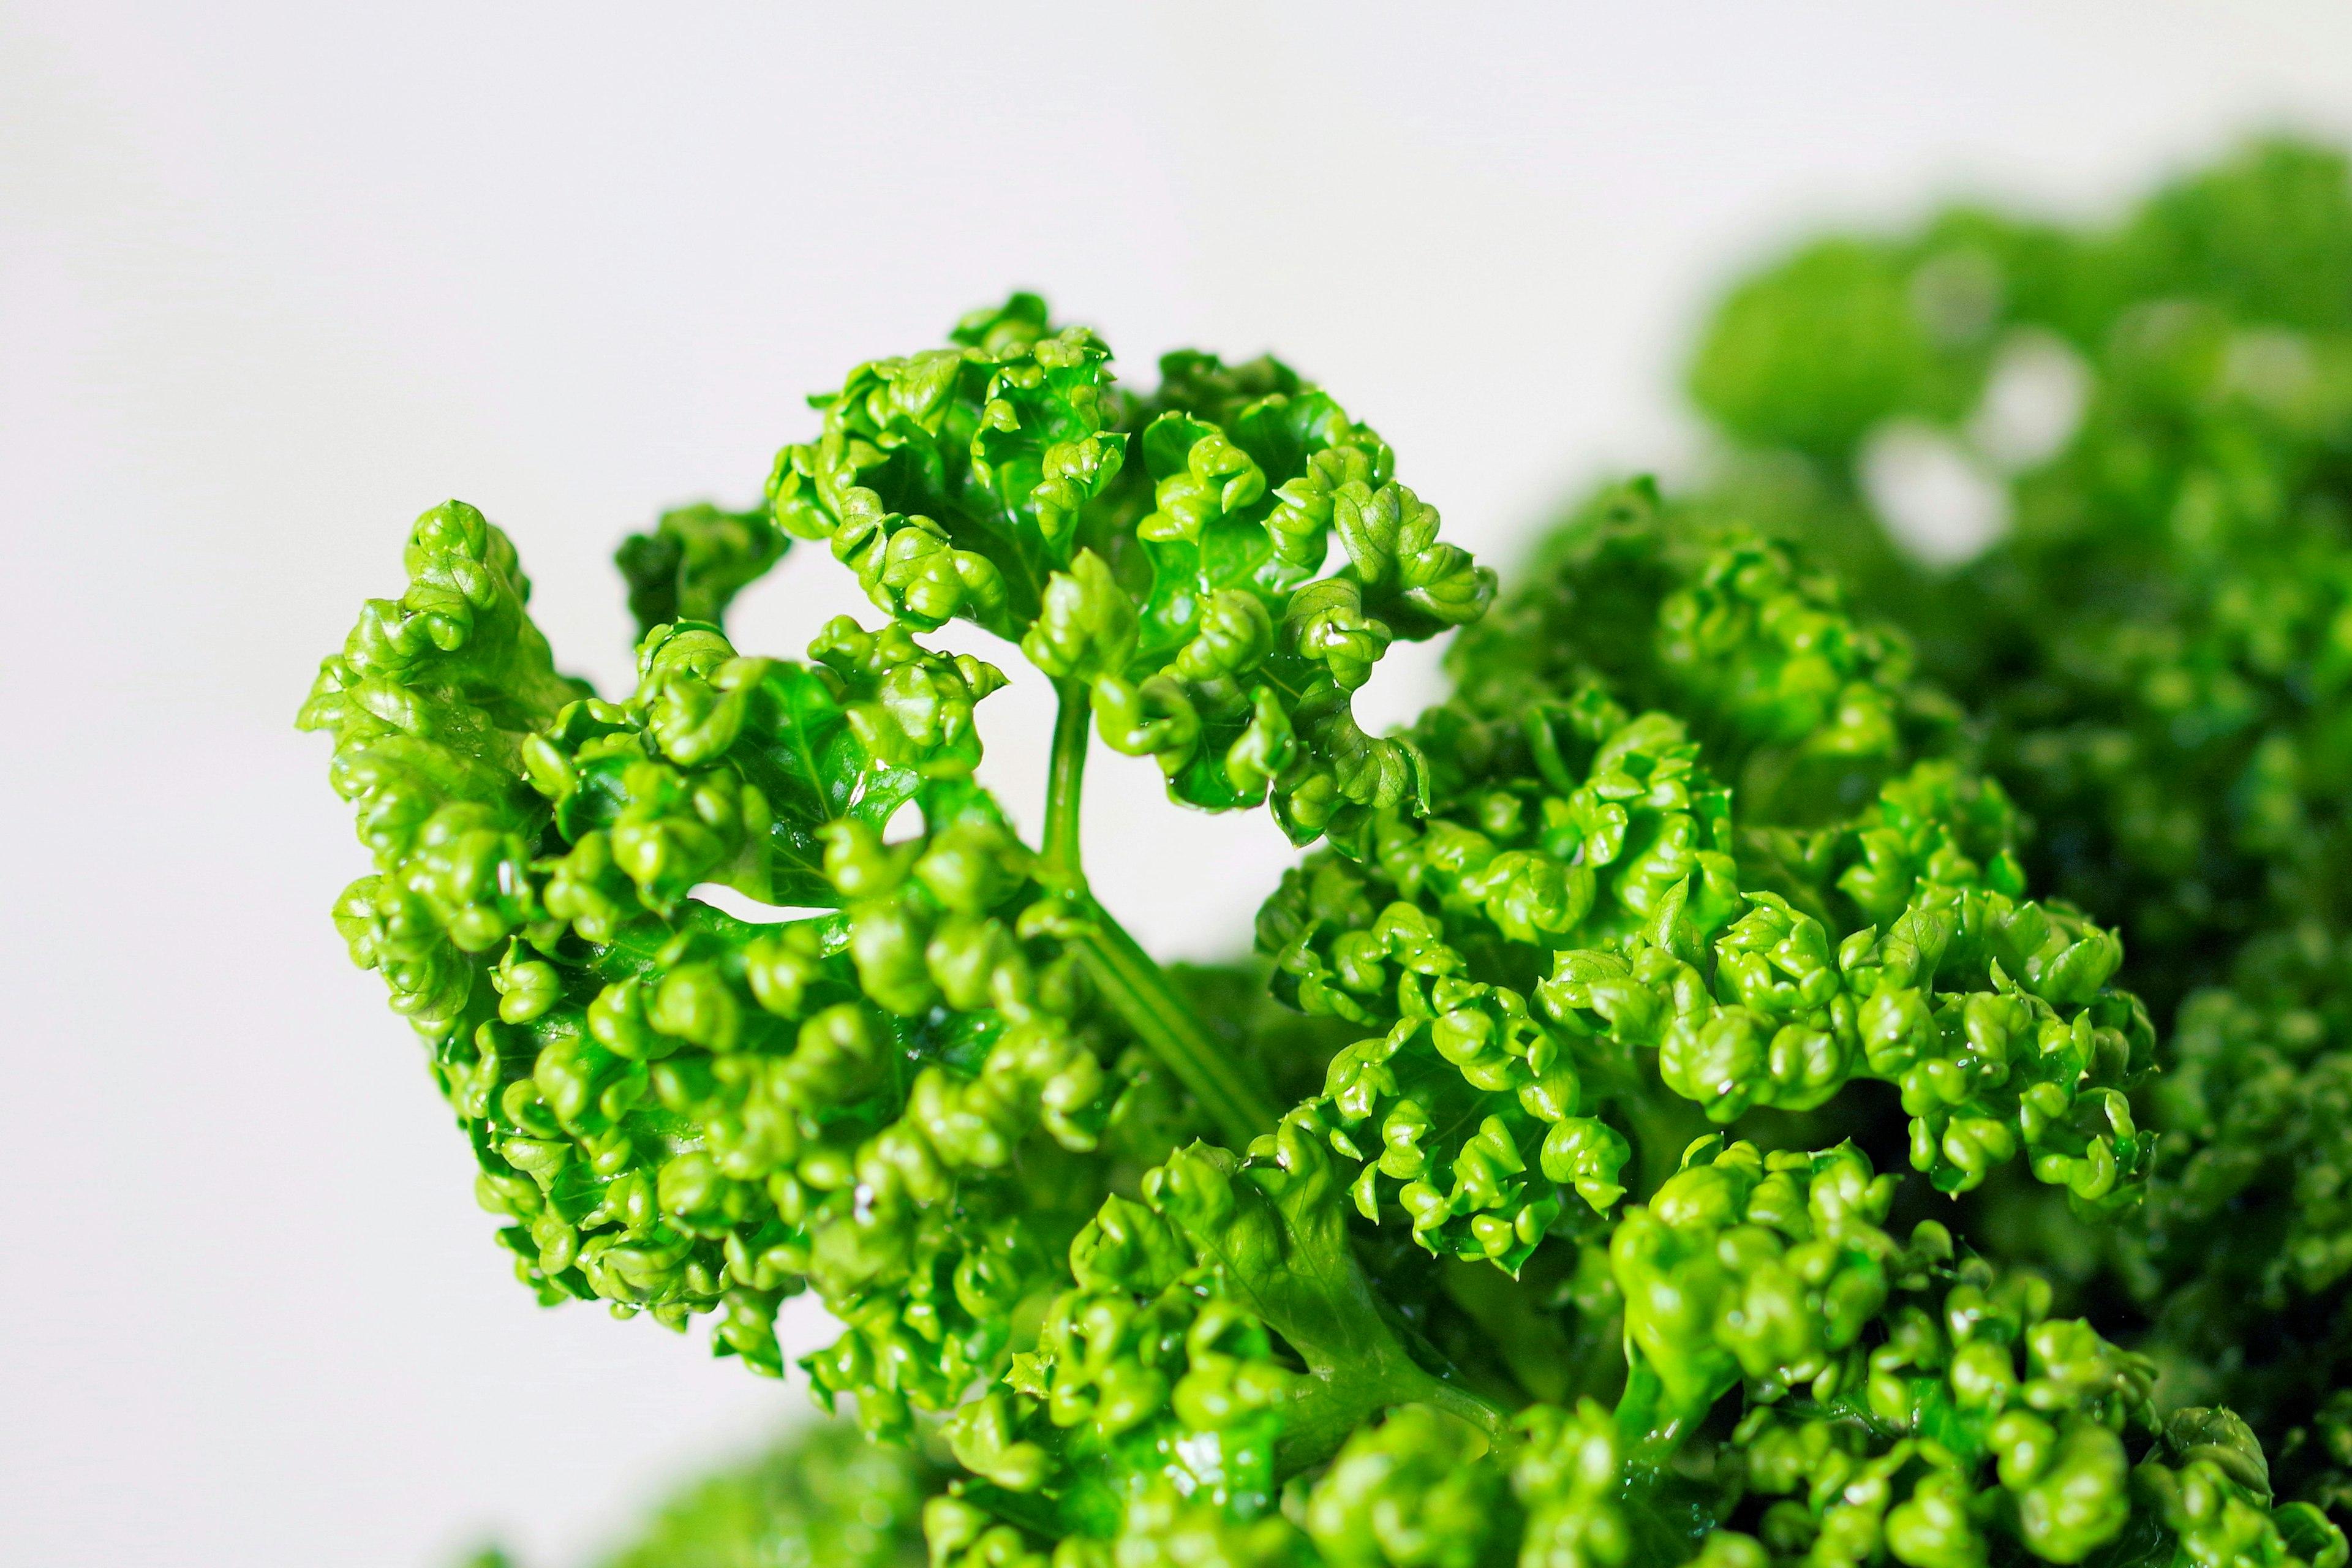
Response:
9,4,2352,1563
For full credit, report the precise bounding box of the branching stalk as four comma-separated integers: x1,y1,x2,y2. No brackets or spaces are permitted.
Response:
1072,899,1281,1149
1041,678,1279,1149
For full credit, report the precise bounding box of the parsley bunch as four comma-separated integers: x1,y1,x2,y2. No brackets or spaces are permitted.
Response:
306,291,2342,1567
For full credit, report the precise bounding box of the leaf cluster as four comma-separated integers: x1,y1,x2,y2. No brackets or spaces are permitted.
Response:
1647,135,2352,1534
303,292,2345,1568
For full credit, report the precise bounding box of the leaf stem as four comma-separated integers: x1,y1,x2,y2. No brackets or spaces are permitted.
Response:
1039,677,1279,1150
1043,677,1092,880
1419,1377,1521,1448
1072,898,1281,1150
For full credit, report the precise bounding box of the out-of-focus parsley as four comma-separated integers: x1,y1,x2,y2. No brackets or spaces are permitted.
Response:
1632,135,2352,1540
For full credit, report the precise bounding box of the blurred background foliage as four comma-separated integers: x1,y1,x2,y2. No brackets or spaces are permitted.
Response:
1640,134,2352,1530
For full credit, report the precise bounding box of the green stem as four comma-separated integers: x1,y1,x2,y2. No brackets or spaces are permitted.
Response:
1039,677,1278,1151
1073,898,1282,1150
1042,677,1092,881
1419,1375,1520,1447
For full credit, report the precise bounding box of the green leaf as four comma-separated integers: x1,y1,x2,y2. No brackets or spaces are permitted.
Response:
305,502,1179,1438
615,501,789,639
772,303,1493,847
